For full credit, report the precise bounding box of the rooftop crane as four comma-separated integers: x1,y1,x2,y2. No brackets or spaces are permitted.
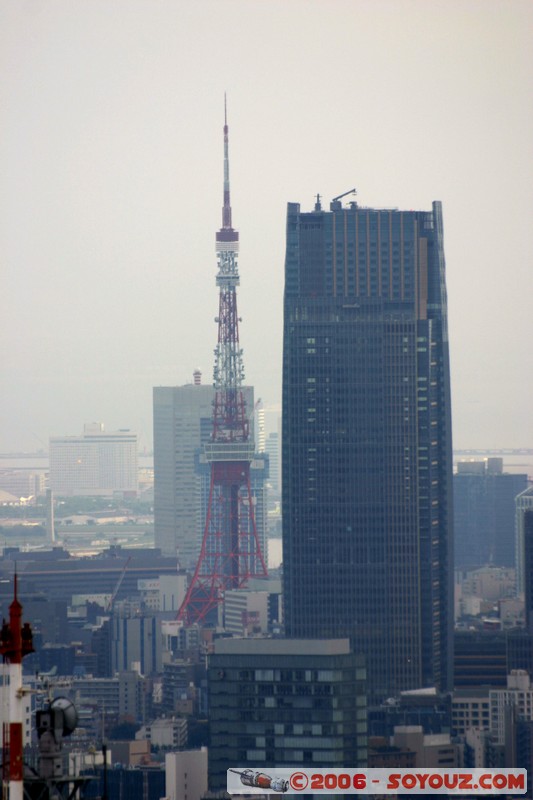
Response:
331,188,357,204
105,555,131,612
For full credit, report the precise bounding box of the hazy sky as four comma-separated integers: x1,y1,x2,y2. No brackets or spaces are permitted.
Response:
1,0,532,453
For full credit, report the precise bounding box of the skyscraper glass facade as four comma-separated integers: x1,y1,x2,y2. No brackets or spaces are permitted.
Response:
208,638,366,791
282,199,453,700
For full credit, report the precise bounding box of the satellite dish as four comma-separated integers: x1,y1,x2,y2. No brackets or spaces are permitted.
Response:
50,697,78,736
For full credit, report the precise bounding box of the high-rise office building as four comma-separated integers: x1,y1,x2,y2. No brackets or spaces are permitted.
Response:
265,431,280,494
49,423,137,497
153,382,214,561
153,381,266,565
523,509,533,631
111,613,162,676
516,488,533,596
282,195,454,700
454,459,527,569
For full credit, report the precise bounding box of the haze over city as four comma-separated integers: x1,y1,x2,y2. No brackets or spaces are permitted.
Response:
1,0,532,453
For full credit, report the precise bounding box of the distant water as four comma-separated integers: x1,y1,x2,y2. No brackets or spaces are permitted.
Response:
0,455,154,470
1,453,531,476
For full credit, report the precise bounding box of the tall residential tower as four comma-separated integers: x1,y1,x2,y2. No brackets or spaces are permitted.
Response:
282,194,453,700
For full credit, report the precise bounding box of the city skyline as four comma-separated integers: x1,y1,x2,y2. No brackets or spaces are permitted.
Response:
1,1,532,453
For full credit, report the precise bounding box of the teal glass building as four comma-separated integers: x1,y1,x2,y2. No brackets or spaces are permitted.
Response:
208,638,366,790
282,197,454,700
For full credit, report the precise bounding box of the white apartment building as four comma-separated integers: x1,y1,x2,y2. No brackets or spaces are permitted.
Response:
137,575,188,613
136,716,187,749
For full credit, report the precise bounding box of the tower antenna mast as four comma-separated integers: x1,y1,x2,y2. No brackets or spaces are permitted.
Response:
177,98,268,625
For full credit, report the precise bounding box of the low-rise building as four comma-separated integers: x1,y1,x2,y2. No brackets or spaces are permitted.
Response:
70,670,151,727
0,470,45,499
223,589,269,635
109,739,151,768
136,716,187,750
368,737,416,767
464,727,491,768
392,726,461,767
369,688,451,738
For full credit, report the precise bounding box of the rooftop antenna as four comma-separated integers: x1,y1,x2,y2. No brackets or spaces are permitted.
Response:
222,91,232,230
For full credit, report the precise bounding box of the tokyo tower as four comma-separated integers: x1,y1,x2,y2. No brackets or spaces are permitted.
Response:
177,100,268,625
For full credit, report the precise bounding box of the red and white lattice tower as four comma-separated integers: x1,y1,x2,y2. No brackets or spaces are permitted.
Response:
1,575,34,800
177,100,268,625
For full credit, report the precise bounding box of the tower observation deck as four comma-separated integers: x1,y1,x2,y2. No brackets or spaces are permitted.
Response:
177,100,268,625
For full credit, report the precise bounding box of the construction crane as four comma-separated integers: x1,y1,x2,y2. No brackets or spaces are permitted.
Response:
331,188,357,204
105,556,131,612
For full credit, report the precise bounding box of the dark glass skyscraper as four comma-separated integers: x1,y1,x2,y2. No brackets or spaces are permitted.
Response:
453,459,527,569
282,196,453,700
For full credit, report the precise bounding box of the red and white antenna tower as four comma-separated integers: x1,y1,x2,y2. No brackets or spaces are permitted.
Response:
1,574,34,800
177,98,268,625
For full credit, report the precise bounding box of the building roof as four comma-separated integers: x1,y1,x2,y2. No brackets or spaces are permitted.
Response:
213,637,351,655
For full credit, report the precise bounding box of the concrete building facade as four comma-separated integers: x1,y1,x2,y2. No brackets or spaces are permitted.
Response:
391,726,460,767
452,688,490,736
223,589,270,635
49,423,137,497
153,383,214,561
111,614,162,676
136,716,188,749
490,670,533,746
165,748,208,800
